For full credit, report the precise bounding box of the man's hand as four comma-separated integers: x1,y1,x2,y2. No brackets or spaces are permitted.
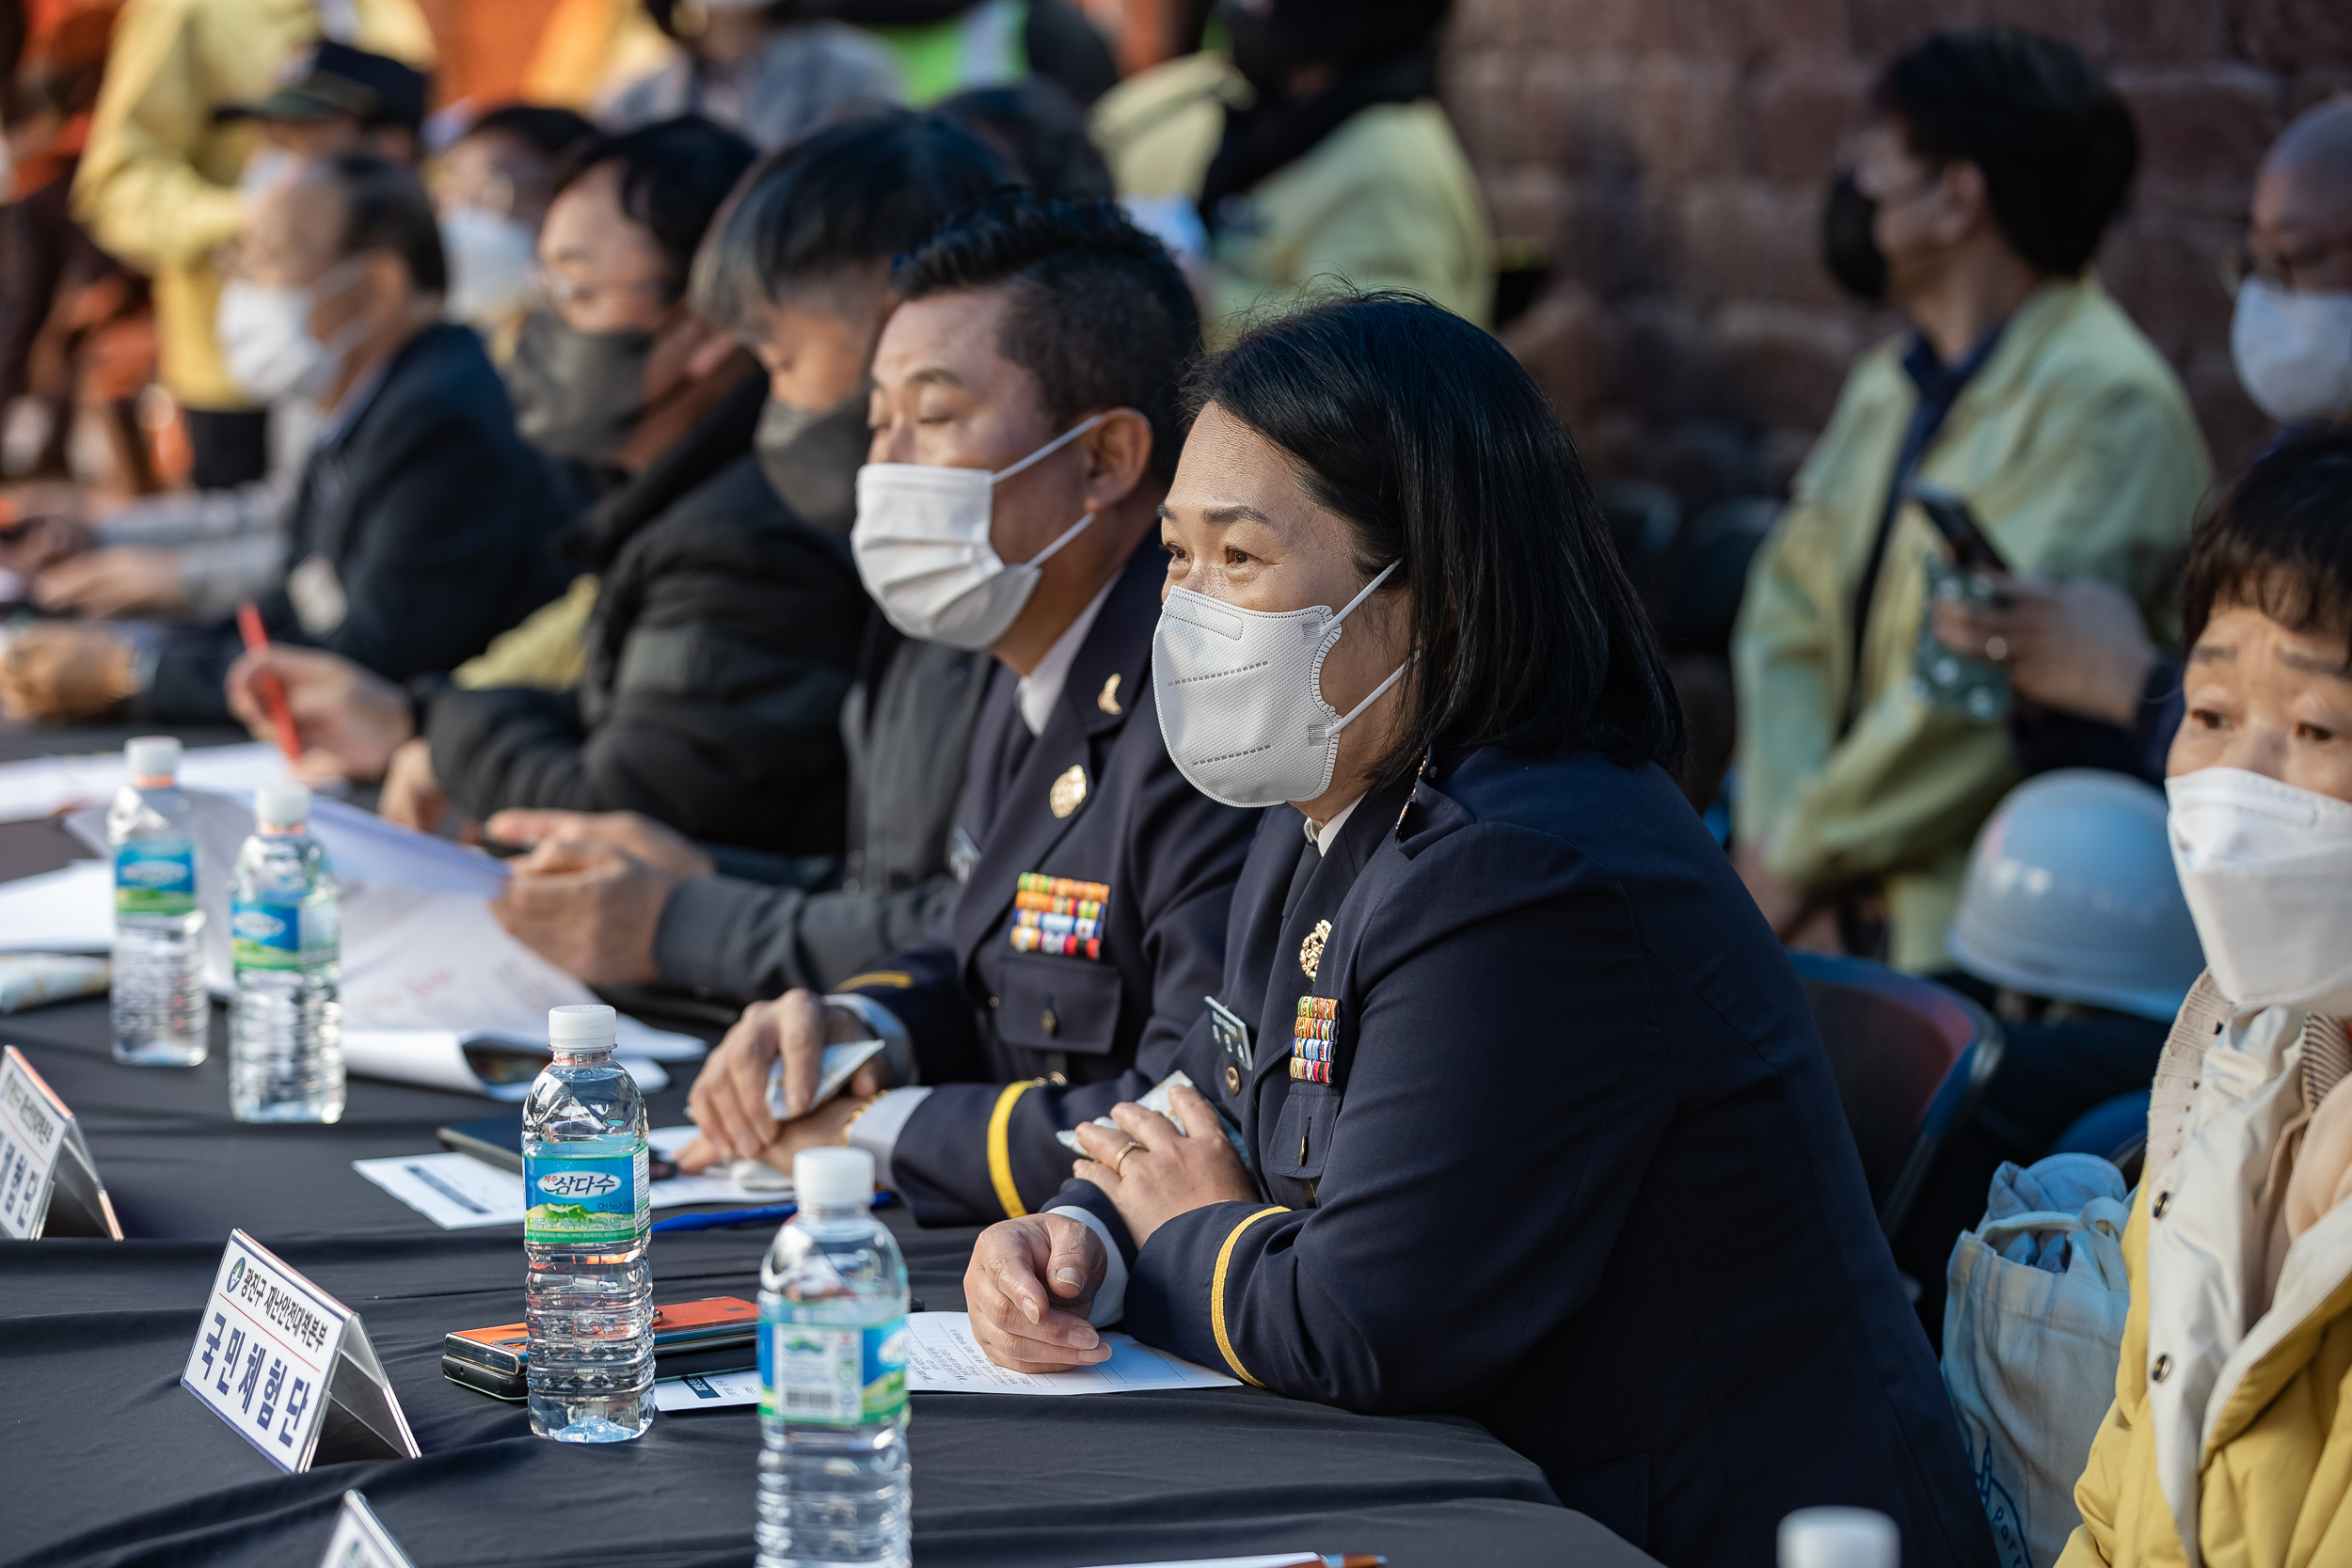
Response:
491,836,675,986
0,489,93,574
677,990,887,1170
0,622,134,721
32,547,191,617
963,1214,1110,1371
1071,1082,1256,1247
484,808,715,878
377,736,455,833
225,645,413,781
1931,576,2156,729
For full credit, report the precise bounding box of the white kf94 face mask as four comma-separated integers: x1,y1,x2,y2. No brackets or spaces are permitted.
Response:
2168,766,2352,1017
1153,560,1409,809
851,414,1105,650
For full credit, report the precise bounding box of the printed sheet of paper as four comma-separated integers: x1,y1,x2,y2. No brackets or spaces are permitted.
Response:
353,1128,783,1229
654,1314,1239,1409
0,741,291,825
0,860,112,952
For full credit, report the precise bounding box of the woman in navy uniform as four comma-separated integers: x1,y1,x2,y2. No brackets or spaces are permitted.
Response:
961,297,1996,1568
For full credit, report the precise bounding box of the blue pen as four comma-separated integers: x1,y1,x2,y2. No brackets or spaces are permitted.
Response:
651,1190,897,1233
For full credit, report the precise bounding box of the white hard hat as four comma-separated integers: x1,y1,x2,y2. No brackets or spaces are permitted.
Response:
1947,768,2206,1022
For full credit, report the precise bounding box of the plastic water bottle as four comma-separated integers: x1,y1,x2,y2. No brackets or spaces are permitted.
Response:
1780,1508,1899,1568
524,1003,653,1442
227,786,343,1122
757,1147,910,1568
108,736,208,1065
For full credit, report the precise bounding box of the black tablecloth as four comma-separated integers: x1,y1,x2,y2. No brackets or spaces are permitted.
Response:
0,726,1655,1568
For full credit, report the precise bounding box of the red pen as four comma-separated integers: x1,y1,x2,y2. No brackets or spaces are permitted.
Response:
235,600,303,762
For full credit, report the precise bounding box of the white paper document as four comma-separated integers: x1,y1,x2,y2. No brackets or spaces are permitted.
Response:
654,1313,1237,1410
904,1312,1238,1395
0,860,112,951
0,741,291,825
353,1127,784,1229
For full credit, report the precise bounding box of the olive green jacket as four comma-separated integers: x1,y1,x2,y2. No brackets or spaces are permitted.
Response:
1731,277,2209,972
1091,51,1493,341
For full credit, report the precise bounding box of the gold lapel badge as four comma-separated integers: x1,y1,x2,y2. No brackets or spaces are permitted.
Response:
1049,764,1089,819
1097,673,1123,715
1299,918,1331,980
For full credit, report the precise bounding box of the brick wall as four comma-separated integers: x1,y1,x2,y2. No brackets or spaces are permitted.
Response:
1442,1,2352,512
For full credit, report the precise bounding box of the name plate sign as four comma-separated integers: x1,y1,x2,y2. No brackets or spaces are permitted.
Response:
0,1045,120,1240
182,1230,420,1473
320,1491,418,1568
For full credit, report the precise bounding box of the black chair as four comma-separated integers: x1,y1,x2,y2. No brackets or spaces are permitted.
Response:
1788,951,2006,1241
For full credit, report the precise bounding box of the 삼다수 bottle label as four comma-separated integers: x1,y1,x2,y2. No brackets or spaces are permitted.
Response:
760,1315,908,1425
230,898,337,972
116,841,196,916
522,1144,649,1245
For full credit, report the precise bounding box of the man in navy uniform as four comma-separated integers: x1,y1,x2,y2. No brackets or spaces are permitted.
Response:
677,197,1258,1221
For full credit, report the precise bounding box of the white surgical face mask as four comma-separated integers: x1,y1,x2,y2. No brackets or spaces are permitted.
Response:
215,261,367,404
439,205,537,330
1153,560,1408,809
851,413,1105,649
2230,277,2352,423
2168,766,2352,1017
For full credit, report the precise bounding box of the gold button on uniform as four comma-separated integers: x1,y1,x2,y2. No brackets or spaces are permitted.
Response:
1224,1064,1242,1095
1049,765,1089,818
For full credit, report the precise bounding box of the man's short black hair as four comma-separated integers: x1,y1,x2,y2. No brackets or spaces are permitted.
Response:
2182,427,2352,660
691,110,1010,332
1876,26,2137,277
324,152,446,293
465,103,600,166
556,116,758,296
893,195,1200,483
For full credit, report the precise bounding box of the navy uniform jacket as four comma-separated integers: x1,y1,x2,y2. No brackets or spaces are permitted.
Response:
1047,745,1996,1568
840,542,1257,1224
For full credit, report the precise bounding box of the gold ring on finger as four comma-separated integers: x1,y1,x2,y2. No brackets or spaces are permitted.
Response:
1109,1141,1140,1177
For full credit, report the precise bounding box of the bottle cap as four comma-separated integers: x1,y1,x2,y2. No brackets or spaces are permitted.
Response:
254,785,310,828
794,1146,874,1207
125,736,181,781
1778,1508,1899,1568
548,1003,617,1050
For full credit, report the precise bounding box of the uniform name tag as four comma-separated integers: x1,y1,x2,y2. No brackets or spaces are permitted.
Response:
0,1046,120,1240
183,1230,420,1473
1205,996,1253,1071
320,1492,418,1568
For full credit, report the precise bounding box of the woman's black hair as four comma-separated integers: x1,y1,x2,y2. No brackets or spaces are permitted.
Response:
553,116,758,296
934,81,1113,203
691,109,1010,333
1874,27,2137,277
2181,426,2352,658
1194,293,1685,784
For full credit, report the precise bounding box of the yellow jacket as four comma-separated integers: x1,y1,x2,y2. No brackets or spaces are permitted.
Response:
1730,277,2208,971
1091,51,1493,341
70,0,435,412
2060,976,2352,1568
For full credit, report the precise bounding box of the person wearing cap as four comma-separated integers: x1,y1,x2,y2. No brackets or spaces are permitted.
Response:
0,152,572,725
1891,768,2203,1330
71,6,435,494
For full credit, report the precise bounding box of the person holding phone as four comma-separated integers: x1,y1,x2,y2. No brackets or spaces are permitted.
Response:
1732,26,2209,971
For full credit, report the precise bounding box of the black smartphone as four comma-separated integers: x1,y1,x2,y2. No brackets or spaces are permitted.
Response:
1911,483,2010,575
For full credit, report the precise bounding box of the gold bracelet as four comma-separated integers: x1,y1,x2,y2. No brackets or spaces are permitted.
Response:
841,1090,889,1134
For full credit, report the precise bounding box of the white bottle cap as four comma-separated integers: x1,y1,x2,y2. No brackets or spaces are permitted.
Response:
795,1146,874,1207
1779,1508,1899,1568
254,785,310,828
548,1003,617,1050
125,736,181,780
